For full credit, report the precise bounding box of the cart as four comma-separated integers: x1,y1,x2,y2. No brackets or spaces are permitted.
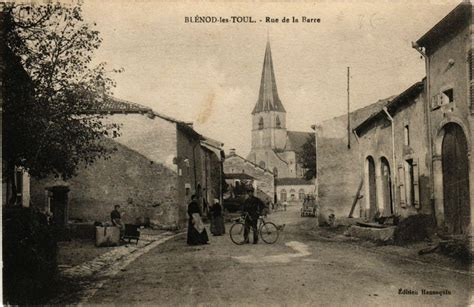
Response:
300,196,317,217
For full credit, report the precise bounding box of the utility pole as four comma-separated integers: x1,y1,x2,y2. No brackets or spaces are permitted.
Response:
347,67,351,149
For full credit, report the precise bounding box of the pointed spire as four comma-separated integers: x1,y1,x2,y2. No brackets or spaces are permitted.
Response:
252,38,286,114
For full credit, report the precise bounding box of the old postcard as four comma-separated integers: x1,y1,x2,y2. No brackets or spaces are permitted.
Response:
2,0,472,305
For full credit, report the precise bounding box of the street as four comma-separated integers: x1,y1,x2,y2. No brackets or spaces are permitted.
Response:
86,207,472,306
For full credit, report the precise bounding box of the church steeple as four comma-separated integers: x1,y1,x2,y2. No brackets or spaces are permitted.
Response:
252,39,286,114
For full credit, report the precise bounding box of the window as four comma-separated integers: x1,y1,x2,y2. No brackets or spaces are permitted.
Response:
290,189,296,200
441,88,454,104
276,116,281,128
258,117,264,130
273,167,278,177
280,189,287,201
404,125,410,146
404,159,417,207
298,189,305,200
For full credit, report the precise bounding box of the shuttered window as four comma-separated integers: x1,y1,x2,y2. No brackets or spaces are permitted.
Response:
398,163,406,208
413,159,420,209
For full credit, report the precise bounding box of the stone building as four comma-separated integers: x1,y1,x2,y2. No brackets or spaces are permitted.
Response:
30,97,224,228
354,81,429,220
246,39,314,204
316,2,473,238
275,178,315,205
314,98,392,218
414,1,473,236
223,149,274,202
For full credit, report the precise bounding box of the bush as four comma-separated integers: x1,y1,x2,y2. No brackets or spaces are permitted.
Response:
393,214,435,245
3,207,58,304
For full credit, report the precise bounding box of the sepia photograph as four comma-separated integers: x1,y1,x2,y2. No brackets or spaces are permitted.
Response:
1,0,473,305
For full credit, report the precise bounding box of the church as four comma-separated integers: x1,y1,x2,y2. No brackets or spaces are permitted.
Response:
247,39,315,204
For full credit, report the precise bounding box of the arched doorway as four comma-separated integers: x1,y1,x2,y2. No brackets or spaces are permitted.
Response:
442,123,470,234
366,156,377,219
380,157,393,215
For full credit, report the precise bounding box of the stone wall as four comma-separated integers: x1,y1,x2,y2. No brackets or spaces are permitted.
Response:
30,139,179,226
315,100,388,218
424,14,473,234
30,112,185,227
357,85,431,219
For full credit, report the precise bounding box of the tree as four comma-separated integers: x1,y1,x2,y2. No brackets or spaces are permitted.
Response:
3,2,120,204
299,135,316,180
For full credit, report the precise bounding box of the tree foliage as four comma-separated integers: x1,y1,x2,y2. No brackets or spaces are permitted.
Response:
299,135,316,180
3,2,120,193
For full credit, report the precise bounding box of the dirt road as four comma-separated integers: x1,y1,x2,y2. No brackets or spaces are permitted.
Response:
88,206,472,306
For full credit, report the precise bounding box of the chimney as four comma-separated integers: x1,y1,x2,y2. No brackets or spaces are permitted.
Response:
229,148,236,156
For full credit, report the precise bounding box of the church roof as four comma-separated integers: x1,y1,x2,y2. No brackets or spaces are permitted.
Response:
252,40,286,114
285,131,315,154
276,177,314,186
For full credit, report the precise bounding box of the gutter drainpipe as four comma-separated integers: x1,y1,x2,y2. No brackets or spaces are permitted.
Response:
383,106,397,215
413,43,435,218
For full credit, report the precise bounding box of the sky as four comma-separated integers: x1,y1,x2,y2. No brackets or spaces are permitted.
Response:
82,0,460,156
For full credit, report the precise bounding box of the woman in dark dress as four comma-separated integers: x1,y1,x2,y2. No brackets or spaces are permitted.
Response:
210,199,225,236
187,195,209,245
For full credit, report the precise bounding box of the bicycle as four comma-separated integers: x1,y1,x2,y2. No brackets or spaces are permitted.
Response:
229,212,282,245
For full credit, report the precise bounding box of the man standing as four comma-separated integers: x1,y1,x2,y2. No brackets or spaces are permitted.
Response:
242,187,265,244
111,205,125,239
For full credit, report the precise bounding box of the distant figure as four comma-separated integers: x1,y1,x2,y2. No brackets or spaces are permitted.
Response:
187,195,209,245
210,199,225,236
111,205,125,239
283,200,288,211
242,187,265,244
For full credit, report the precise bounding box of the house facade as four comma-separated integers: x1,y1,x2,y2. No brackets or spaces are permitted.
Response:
223,149,274,202
30,97,224,228
354,81,430,220
316,2,473,239
275,178,315,206
314,98,391,218
415,2,473,235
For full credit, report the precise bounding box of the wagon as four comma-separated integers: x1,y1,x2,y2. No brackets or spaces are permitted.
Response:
300,196,317,217
123,224,141,244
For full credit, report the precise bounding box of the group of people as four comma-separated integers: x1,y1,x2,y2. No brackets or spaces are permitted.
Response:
109,188,266,246
187,187,266,245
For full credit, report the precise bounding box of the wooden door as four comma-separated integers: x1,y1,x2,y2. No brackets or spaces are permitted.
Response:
381,158,393,215
50,187,69,227
442,124,470,234
367,157,377,219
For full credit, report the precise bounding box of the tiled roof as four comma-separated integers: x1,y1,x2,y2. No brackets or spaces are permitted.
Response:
354,81,424,135
90,96,195,126
276,177,314,186
252,40,286,114
416,2,470,51
94,96,153,114
226,152,274,174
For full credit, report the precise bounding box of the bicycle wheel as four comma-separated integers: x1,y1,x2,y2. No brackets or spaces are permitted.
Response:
259,222,279,244
229,222,247,245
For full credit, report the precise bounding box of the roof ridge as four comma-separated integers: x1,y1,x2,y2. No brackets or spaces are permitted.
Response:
230,153,274,174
